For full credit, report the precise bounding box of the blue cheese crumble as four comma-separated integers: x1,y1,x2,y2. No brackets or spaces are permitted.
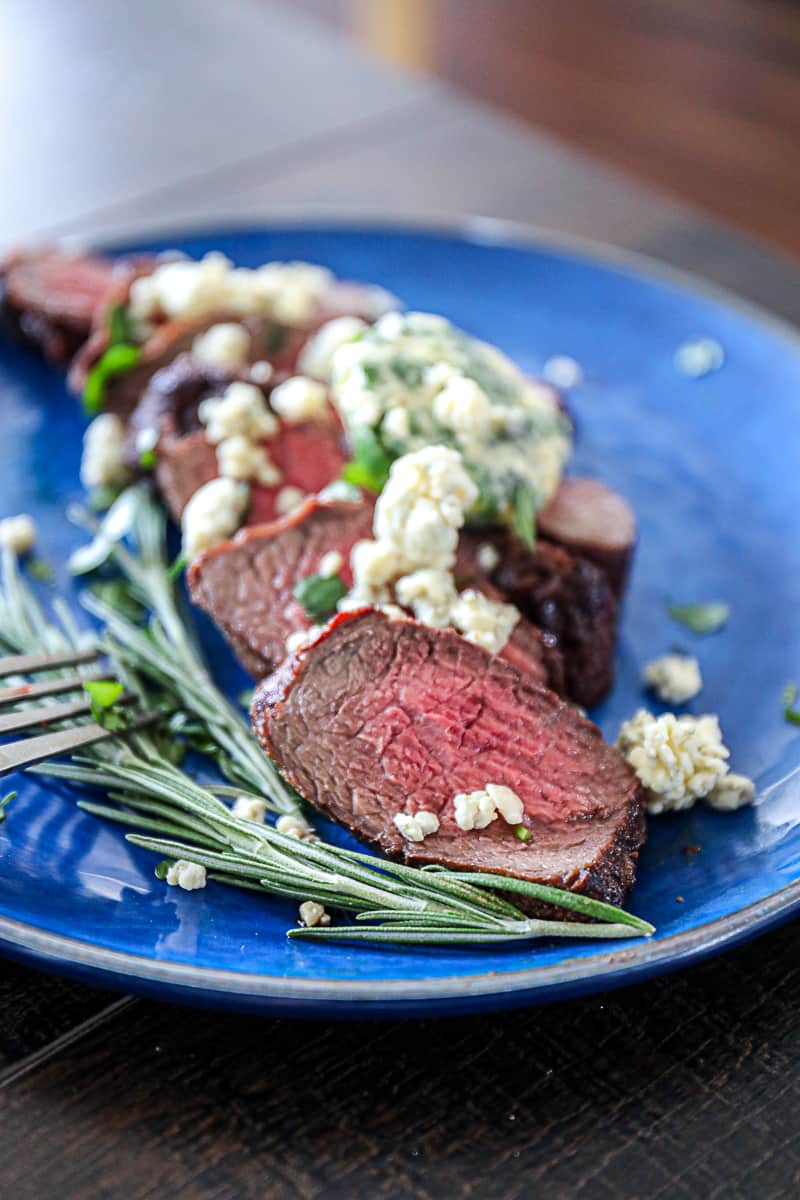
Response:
340,446,520,654
644,654,703,704
166,860,207,891
616,709,754,815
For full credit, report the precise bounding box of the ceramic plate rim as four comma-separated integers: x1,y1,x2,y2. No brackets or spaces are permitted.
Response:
3,211,799,1006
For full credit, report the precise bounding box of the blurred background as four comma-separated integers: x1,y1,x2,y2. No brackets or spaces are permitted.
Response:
1,0,798,268
293,0,800,256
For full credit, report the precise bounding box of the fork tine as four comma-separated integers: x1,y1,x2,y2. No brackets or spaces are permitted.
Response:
0,669,112,708
0,692,136,736
0,712,158,777
0,648,99,679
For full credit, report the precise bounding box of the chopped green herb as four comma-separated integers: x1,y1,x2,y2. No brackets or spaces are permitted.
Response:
26,557,55,582
168,553,187,581
361,362,381,387
341,425,394,493
83,679,127,729
238,688,254,709
293,573,347,621
84,343,142,415
108,303,137,347
390,358,423,388
668,602,730,634
783,682,800,726
83,679,124,710
511,480,536,550
0,791,17,823
139,447,156,470
154,859,171,881
266,323,288,353
514,824,532,843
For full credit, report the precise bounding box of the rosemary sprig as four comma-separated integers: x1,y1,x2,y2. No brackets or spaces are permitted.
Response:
67,486,299,813
0,507,655,946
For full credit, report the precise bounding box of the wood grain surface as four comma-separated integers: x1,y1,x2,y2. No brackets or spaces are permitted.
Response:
1,3,799,1197
295,0,800,258
2,922,799,1199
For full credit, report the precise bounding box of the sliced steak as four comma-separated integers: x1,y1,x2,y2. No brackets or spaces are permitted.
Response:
69,312,230,419
538,477,637,599
252,609,645,906
68,273,394,417
135,355,346,523
189,498,373,675
190,497,563,687
458,532,618,708
0,249,121,364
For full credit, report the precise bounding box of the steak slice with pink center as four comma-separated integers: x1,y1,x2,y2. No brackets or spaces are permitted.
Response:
189,497,564,688
252,609,644,906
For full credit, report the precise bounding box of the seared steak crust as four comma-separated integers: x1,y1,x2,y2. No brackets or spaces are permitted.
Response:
538,477,637,600
460,532,618,708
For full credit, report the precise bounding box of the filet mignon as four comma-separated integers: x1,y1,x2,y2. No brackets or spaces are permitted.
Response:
68,271,395,416
0,248,121,364
538,477,637,599
189,497,373,675
134,355,347,524
458,532,618,708
252,609,645,906
189,497,562,688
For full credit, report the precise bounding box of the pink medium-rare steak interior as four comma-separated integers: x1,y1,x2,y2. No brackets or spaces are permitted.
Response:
253,610,645,903
190,497,563,687
0,248,123,364
189,498,374,675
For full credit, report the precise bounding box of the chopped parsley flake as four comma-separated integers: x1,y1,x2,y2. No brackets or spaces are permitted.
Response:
668,602,730,635
83,679,127,728
511,480,536,551
293,573,347,621
783,682,800,726
341,425,394,493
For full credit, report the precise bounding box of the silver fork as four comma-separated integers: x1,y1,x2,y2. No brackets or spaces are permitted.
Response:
0,648,148,777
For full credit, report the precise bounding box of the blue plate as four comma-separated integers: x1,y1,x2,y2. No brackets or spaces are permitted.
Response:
1,220,799,1017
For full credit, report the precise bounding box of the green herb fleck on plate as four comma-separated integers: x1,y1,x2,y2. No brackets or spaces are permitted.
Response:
514,824,532,843
26,557,55,582
783,682,800,726
0,791,17,823
511,480,536,551
668,602,730,635
293,573,348,622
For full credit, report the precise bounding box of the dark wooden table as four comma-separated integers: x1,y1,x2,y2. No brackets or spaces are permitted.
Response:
1,3,798,1196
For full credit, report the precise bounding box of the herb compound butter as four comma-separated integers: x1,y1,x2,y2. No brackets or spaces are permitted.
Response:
329,311,572,530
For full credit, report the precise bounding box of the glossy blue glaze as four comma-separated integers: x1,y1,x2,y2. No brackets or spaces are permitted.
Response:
1,223,799,1016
